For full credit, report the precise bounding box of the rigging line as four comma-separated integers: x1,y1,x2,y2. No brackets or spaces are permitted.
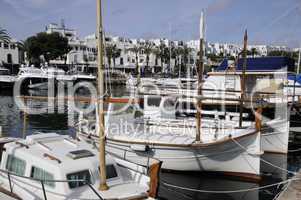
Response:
271,181,290,200
161,178,300,194
102,30,111,96
288,148,301,153
231,138,298,175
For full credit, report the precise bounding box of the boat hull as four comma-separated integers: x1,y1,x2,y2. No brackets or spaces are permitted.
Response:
261,120,289,154
106,132,261,180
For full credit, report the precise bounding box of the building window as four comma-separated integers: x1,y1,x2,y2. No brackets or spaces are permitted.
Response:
120,57,124,65
6,155,26,176
67,170,91,189
10,44,16,49
0,42,2,47
7,54,12,64
31,166,55,188
4,43,9,49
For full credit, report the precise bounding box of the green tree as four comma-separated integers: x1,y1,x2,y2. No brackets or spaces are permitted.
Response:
251,48,258,57
0,28,10,43
105,44,121,68
24,32,71,64
128,45,143,84
181,45,193,73
159,43,167,72
142,41,154,69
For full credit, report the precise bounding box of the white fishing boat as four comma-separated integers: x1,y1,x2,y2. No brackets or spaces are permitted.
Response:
78,15,262,182
140,94,289,154
78,101,261,181
0,133,161,200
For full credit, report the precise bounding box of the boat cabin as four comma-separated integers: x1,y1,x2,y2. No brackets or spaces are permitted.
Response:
0,133,149,199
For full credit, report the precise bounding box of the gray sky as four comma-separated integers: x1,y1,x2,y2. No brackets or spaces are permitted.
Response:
0,0,301,47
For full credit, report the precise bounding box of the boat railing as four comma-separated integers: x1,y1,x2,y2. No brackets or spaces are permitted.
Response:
76,129,161,175
0,168,104,200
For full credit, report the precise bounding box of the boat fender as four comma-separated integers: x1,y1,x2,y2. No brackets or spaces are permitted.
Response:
130,144,149,152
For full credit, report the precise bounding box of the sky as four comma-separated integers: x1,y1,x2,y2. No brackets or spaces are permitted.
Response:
0,0,301,47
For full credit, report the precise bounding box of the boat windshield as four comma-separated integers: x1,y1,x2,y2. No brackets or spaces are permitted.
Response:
67,170,91,189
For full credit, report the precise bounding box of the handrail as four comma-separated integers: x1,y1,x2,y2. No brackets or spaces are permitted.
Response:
0,168,104,200
77,131,160,172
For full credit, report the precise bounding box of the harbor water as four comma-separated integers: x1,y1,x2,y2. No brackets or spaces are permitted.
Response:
0,86,300,200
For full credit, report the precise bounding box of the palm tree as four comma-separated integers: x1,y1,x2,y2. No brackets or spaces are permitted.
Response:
181,45,193,74
142,41,154,70
171,46,183,75
105,44,120,69
159,43,167,73
128,45,143,85
0,28,10,43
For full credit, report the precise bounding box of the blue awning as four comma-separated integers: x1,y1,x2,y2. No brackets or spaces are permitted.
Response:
217,57,295,72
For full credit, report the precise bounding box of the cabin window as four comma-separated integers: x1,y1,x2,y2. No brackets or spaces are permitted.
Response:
67,170,91,189
147,97,161,107
31,166,55,188
6,155,26,176
106,165,118,179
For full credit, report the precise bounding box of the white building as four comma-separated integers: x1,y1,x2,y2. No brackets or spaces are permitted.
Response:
45,23,97,66
0,39,19,65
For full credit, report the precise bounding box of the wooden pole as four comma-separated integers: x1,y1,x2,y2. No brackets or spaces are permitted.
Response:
195,11,205,142
96,0,108,191
148,161,162,198
239,30,248,127
22,99,27,139
255,107,263,131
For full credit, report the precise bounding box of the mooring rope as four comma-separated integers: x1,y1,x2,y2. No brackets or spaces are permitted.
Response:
161,178,300,194
230,138,298,176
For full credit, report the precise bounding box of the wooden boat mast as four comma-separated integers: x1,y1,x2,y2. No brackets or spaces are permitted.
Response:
96,0,109,191
195,11,205,142
239,30,248,127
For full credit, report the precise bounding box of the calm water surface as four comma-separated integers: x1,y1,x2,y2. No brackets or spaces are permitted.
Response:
0,86,300,200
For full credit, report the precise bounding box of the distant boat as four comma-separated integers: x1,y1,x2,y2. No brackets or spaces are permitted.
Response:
0,67,15,89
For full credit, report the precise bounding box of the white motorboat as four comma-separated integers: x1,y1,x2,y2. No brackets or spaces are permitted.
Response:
0,67,15,88
0,133,161,200
41,66,75,82
16,66,48,90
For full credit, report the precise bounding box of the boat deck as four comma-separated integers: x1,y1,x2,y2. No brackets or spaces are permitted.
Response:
0,193,19,200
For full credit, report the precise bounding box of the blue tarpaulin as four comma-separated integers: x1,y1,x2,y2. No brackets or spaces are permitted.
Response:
288,74,301,84
217,57,295,72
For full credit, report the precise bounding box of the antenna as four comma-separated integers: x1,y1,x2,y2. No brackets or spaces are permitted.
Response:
61,19,65,29
297,46,301,74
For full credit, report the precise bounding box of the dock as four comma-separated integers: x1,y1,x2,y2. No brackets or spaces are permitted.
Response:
278,171,301,200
